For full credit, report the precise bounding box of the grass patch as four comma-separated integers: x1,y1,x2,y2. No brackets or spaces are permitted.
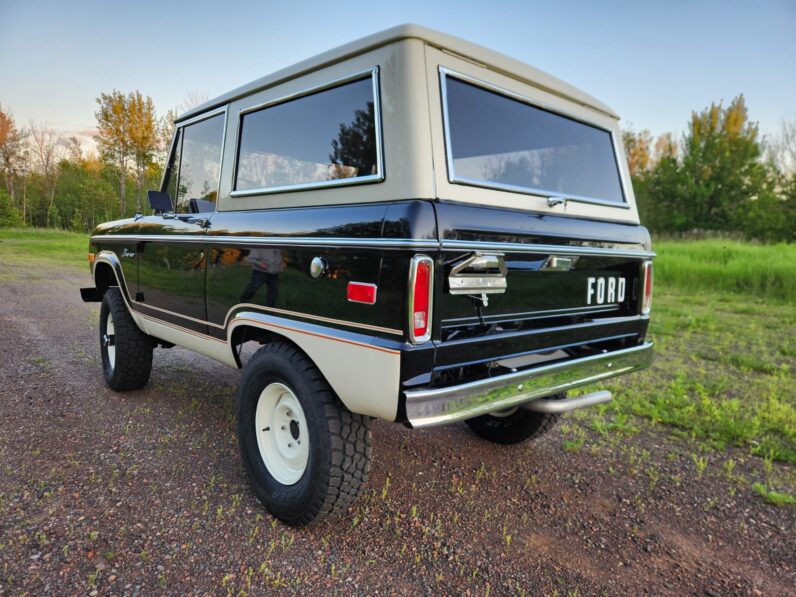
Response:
752,483,796,506
654,239,796,303
0,228,89,268
588,282,796,466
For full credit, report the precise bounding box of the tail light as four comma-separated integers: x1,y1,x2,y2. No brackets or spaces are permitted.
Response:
641,261,653,314
409,255,434,344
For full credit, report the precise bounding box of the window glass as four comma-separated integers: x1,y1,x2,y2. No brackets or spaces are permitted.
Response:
175,113,225,212
443,74,625,204
164,128,182,204
235,75,380,192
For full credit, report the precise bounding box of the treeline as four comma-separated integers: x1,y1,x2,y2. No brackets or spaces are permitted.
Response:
0,91,175,230
625,95,796,242
1,92,795,241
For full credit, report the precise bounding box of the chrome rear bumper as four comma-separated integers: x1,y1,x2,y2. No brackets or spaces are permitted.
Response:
404,342,653,428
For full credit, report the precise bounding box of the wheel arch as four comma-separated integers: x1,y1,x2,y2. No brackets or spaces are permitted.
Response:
93,260,118,296
228,313,401,421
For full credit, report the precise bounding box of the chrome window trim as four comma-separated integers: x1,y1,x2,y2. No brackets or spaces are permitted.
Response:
438,67,629,210
440,240,655,259
91,234,439,250
161,105,229,215
91,234,655,259
407,255,434,344
229,67,385,198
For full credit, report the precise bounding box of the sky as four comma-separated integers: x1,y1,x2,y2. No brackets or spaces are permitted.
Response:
1,0,794,153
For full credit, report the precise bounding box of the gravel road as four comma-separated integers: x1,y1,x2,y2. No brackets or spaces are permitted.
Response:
1,264,794,595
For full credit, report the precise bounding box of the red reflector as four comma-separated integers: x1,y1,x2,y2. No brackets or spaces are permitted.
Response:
347,282,377,305
413,260,431,338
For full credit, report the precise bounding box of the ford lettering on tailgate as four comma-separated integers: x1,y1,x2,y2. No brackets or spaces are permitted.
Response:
586,276,626,305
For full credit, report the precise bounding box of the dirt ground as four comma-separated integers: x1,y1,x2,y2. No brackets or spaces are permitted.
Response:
1,263,794,596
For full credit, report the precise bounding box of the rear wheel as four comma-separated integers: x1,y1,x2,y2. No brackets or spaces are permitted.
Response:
464,395,563,445
99,287,153,391
237,342,371,526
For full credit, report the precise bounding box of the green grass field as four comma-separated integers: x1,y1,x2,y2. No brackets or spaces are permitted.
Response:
2,228,794,497
0,228,90,268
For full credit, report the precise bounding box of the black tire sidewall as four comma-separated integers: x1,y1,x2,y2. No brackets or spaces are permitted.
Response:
465,407,559,445
98,287,152,391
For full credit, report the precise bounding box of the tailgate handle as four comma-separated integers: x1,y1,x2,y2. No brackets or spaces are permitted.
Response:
448,252,507,299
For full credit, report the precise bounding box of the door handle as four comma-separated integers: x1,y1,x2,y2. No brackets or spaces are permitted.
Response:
174,214,211,228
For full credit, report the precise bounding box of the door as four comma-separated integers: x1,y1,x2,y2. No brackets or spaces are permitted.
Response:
136,109,227,334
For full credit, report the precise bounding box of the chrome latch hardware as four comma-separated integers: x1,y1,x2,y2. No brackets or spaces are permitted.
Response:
448,252,507,297
547,195,567,208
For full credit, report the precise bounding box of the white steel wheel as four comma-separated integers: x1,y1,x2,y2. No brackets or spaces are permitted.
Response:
103,310,116,370
255,382,309,485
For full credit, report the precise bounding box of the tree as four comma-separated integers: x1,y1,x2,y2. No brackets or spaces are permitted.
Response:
0,188,24,227
96,90,160,215
766,118,796,175
637,95,780,236
622,128,654,178
158,107,178,163
127,91,158,211
96,90,133,216
29,122,63,227
0,106,27,202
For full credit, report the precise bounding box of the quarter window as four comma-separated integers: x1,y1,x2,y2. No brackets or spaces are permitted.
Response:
441,71,625,205
234,71,382,194
166,112,225,213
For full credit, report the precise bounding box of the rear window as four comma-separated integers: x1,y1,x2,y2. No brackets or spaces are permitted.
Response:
440,70,625,206
233,69,383,195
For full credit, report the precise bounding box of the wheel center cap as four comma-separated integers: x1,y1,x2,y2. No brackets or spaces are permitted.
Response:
289,420,300,440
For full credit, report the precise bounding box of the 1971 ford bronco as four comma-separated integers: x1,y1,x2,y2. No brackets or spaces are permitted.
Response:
81,25,653,526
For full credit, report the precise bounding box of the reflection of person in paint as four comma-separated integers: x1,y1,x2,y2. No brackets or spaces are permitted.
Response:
240,249,285,306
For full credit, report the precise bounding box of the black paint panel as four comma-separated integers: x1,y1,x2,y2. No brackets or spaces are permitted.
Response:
136,216,208,327
435,201,651,249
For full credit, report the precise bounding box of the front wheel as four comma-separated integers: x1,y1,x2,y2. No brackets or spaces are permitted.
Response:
237,342,371,526
99,287,153,391
464,395,563,445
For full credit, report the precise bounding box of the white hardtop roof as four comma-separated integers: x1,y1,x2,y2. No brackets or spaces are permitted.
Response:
178,24,619,123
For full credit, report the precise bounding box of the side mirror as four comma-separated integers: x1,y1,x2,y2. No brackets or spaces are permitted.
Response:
148,190,173,214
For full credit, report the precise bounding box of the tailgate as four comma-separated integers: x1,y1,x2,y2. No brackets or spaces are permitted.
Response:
432,202,653,383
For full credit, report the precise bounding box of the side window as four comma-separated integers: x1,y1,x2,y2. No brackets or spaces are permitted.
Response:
164,128,182,203
174,112,226,213
234,70,382,194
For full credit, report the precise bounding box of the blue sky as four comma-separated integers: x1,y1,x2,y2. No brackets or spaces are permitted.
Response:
1,0,794,149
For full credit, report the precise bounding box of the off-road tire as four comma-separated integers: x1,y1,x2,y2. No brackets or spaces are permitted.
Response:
99,287,154,391
237,342,371,526
464,395,563,445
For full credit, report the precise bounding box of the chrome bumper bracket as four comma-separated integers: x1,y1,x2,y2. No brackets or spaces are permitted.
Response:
522,390,612,413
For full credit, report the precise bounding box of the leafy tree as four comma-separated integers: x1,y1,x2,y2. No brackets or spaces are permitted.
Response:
96,90,159,215
128,91,158,211
630,95,790,239
0,188,24,227
622,128,654,178
0,106,27,202
96,91,133,216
